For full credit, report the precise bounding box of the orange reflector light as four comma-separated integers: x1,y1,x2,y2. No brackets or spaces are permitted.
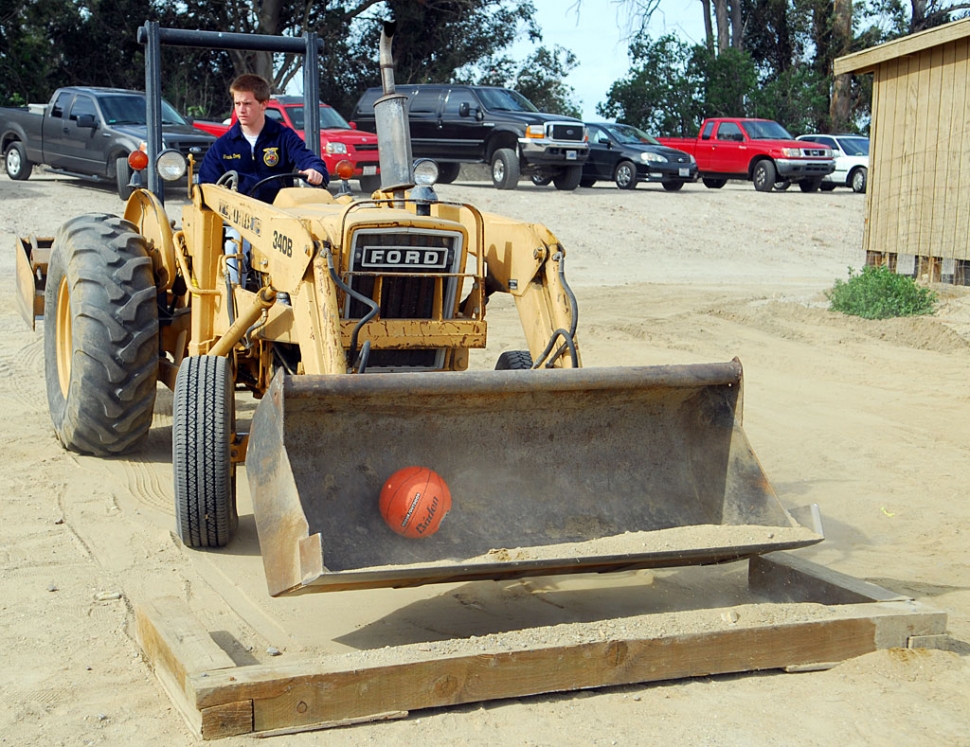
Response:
335,159,355,180
128,150,150,171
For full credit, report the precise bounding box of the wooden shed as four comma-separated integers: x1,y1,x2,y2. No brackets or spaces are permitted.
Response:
835,18,970,284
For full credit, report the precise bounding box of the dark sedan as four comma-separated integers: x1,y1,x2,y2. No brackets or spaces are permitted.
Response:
581,122,697,190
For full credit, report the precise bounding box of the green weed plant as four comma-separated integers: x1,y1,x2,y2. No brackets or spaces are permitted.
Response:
827,265,938,319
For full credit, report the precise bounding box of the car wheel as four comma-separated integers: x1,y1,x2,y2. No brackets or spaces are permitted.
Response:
116,156,134,200
702,178,726,189
614,160,638,189
798,178,822,193
44,214,158,456
553,165,583,191
774,180,791,191
5,141,33,180
580,178,596,188
752,160,777,192
850,167,867,194
531,173,553,187
820,182,837,192
491,148,520,190
661,180,684,191
358,174,382,193
436,162,461,184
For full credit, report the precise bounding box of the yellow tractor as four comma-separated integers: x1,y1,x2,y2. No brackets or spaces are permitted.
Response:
15,23,821,597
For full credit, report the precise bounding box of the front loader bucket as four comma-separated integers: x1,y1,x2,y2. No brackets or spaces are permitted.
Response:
247,360,822,596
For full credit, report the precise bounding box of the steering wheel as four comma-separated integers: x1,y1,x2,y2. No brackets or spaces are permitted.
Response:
215,170,239,191
246,171,322,197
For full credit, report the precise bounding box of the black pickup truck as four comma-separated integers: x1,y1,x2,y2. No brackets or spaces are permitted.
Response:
351,84,588,190
1,86,214,199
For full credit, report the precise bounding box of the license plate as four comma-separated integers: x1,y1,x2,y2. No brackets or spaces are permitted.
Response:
679,167,690,177
566,150,577,160
362,165,377,175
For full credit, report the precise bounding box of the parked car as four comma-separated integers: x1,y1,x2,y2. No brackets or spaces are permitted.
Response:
192,96,381,192
570,123,697,190
796,134,869,193
658,118,835,192
1,86,214,199
351,84,588,190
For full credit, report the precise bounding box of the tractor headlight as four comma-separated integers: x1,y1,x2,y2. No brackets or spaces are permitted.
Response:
157,149,187,181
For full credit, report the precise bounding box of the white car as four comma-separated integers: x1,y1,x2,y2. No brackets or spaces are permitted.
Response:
796,134,869,193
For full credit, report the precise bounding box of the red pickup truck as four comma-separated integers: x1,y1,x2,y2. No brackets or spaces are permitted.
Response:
193,95,381,192
658,118,835,192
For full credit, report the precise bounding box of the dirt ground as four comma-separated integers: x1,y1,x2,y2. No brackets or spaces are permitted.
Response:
2,169,969,746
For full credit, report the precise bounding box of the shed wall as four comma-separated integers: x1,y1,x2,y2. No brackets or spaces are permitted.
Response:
866,36,970,261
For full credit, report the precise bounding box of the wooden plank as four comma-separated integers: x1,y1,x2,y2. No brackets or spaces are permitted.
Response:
136,558,948,739
959,41,970,261
200,700,255,740
939,40,966,260
188,616,881,733
134,597,246,738
835,17,970,75
870,60,899,255
917,45,942,259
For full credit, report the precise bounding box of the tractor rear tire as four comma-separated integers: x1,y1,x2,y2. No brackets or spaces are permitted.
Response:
44,214,158,455
495,350,534,370
173,356,237,548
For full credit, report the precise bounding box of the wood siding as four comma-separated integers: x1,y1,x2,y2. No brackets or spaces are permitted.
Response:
837,20,970,263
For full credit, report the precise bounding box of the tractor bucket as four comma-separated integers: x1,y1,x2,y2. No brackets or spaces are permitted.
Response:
246,360,822,596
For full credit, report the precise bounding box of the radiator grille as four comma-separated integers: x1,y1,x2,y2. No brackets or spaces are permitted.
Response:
549,123,585,142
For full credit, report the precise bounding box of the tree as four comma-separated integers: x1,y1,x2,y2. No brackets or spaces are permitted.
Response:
471,45,582,117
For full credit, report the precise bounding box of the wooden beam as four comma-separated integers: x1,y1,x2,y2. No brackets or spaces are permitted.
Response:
835,17,970,75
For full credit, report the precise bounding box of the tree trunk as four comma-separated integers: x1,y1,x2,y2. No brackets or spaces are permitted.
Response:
701,0,714,51
728,0,743,49
714,0,729,53
829,0,853,130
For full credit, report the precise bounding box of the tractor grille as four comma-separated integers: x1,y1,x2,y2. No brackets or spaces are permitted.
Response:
549,122,585,142
345,228,463,371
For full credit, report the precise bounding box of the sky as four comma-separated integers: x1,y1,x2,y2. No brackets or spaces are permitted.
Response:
510,0,708,121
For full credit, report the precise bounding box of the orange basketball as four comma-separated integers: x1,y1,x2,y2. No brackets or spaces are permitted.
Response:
379,466,452,538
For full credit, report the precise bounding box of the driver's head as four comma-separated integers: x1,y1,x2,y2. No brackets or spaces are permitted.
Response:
229,74,271,132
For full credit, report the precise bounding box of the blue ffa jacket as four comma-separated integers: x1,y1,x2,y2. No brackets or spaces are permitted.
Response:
198,116,330,203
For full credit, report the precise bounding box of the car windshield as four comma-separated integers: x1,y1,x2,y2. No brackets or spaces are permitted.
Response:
99,94,187,126
838,137,869,156
742,120,794,140
284,103,352,130
604,124,661,146
476,88,539,112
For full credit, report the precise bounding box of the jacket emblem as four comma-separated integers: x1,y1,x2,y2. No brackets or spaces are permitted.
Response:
263,147,280,167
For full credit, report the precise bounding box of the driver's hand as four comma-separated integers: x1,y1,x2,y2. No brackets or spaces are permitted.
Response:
300,168,325,186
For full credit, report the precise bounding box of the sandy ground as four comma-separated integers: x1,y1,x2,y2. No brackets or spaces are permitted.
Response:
1,170,969,746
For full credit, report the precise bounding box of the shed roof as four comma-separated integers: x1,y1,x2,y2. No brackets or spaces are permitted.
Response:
834,17,970,75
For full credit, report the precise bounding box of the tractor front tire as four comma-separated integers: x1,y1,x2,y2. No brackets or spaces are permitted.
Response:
173,356,237,548
495,350,534,370
44,214,158,455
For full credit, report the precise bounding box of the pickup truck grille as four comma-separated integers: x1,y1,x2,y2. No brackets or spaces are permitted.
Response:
549,123,585,142
169,140,211,160
355,143,379,152
800,147,828,158
344,228,463,371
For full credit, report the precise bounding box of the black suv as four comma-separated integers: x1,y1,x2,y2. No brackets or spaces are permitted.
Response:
350,84,588,190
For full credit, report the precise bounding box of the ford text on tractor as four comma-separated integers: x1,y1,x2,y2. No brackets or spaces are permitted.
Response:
14,23,821,597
